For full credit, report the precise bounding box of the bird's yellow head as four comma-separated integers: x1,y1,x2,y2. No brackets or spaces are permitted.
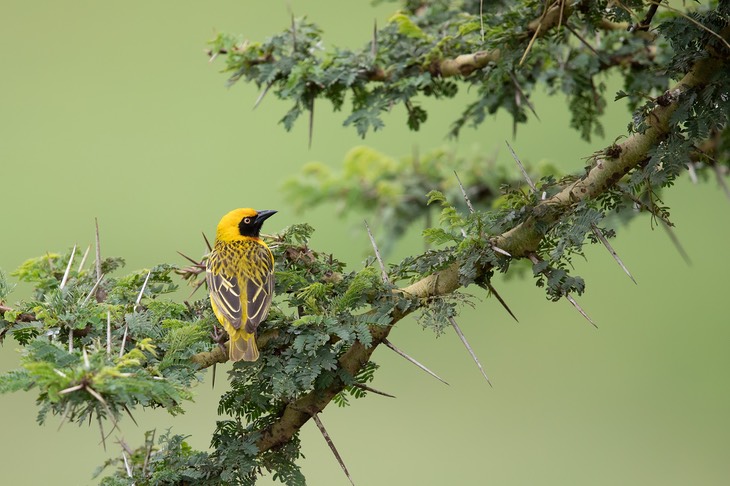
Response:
216,208,277,241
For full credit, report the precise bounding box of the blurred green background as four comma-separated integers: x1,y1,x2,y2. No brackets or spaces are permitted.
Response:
2,1,729,485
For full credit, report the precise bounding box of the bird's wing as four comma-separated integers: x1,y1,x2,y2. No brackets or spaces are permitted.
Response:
243,246,275,335
206,250,244,330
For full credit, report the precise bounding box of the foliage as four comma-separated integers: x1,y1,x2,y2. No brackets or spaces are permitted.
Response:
2,1,730,484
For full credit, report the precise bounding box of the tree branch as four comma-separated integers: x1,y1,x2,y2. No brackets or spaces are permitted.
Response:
246,39,727,455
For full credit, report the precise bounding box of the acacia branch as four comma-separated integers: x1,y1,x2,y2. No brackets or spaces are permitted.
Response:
246,37,726,455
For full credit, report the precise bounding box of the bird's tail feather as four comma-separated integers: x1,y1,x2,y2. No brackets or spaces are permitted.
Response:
229,333,259,362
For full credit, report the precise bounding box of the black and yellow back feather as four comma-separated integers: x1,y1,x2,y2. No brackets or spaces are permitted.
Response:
206,238,274,361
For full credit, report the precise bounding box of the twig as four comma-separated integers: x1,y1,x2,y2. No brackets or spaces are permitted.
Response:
564,23,601,57
630,2,658,32
382,339,449,385
312,413,355,486
479,0,485,41
505,141,538,193
590,223,637,284
448,316,492,386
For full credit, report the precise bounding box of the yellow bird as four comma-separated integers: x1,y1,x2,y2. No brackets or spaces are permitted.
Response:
206,208,276,361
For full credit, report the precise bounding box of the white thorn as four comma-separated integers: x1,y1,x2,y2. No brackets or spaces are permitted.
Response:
60,244,77,290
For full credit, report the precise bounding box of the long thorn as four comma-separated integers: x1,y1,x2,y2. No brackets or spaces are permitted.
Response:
123,404,139,427
565,293,597,328
364,220,389,284
308,99,314,149
505,141,537,193
82,273,105,305
713,163,730,201
591,224,637,284
491,245,512,257
448,317,492,386
106,311,112,355
142,430,155,477
60,244,77,289
371,19,378,58
382,339,449,385
95,218,102,283
351,382,396,398
202,232,213,252
454,171,475,213
85,385,119,431
527,253,596,327
119,320,129,358
77,245,91,273
97,413,107,451
519,22,541,66
686,162,698,184
135,270,152,307
69,327,74,353
57,402,71,431
485,282,519,322
121,450,133,478
507,71,540,121
177,251,200,266
312,413,355,486
253,81,274,109
661,220,691,265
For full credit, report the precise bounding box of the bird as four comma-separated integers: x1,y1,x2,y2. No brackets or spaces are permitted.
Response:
205,208,276,361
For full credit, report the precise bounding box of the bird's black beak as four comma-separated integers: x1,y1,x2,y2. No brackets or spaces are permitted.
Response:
255,209,277,225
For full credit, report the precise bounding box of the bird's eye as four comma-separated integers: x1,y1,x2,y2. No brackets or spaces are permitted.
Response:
243,217,251,224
